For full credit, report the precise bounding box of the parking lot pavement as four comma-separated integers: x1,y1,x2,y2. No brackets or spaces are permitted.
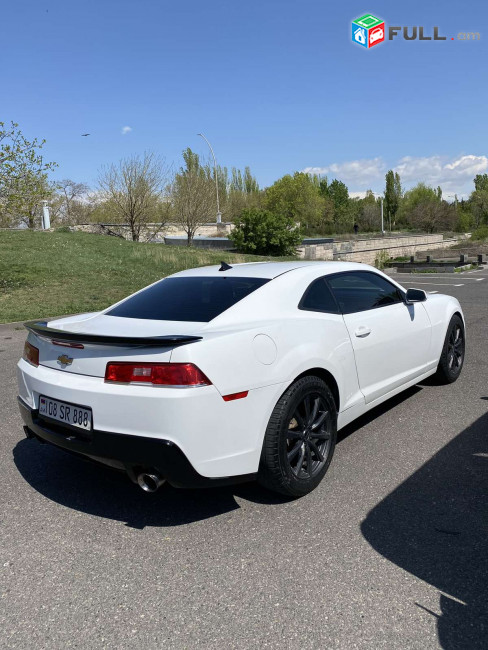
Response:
386,266,487,294
1,272,487,650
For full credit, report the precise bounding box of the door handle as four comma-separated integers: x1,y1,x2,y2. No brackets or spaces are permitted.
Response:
355,326,372,338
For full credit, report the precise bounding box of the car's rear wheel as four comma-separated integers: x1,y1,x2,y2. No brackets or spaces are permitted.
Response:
435,314,465,384
258,376,337,497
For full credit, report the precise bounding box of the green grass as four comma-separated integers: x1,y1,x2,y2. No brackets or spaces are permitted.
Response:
0,230,295,323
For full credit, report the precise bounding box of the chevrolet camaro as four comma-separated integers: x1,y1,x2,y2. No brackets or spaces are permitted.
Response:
17,261,465,496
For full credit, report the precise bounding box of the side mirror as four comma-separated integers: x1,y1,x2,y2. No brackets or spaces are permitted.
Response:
405,288,427,304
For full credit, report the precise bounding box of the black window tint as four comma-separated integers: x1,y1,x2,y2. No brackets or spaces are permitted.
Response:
107,276,270,322
299,278,339,314
327,271,402,314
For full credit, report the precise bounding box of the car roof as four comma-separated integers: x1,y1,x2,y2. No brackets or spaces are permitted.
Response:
170,261,371,280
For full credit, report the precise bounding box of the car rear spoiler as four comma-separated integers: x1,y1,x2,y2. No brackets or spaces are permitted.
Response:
24,321,202,348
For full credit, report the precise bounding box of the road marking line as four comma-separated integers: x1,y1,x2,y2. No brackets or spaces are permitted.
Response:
428,291,439,294
389,274,482,280
405,282,464,286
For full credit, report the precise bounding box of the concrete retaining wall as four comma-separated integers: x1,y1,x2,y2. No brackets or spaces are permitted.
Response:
297,234,468,265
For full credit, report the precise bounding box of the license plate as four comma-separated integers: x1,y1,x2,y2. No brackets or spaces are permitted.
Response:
39,396,92,431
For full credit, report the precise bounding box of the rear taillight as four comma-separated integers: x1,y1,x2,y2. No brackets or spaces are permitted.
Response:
104,362,212,386
23,341,39,367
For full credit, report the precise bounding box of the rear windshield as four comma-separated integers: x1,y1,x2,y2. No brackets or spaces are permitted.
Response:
106,276,270,322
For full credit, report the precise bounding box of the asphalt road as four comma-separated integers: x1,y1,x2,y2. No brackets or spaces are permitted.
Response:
1,269,487,649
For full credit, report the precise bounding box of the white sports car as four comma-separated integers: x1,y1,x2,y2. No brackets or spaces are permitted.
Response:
17,261,465,497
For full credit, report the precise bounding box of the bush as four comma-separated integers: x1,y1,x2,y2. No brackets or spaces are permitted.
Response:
374,250,391,270
230,208,302,256
455,211,473,233
471,225,488,240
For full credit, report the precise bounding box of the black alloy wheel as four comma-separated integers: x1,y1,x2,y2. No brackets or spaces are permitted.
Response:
447,322,464,373
258,376,337,497
436,314,465,383
286,392,332,480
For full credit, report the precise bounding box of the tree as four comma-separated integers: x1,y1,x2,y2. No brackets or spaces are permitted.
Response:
230,168,244,193
318,176,329,198
230,208,302,255
226,166,262,220
394,172,402,203
397,182,457,232
327,179,350,226
470,189,488,228
230,166,259,195
384,170,402,224
409,200,457,233
226,187,262,222
243,167,259,194
357,190,381,231
264,172,326,231
397,182,440,226
214,164,228,218
8,172,53,229
474,174,488,192
170,148,215,245
54,179,90,224
0,121,57,227
467,174,488,228
97,152,168,241
455,208,474,233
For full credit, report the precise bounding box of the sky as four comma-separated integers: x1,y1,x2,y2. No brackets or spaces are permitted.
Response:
2,0,487,198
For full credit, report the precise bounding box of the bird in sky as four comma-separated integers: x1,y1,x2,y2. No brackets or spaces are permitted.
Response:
81,133,90,137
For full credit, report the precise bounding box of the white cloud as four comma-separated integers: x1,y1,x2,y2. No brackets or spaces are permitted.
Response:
394,154,488,196
303,157,385,186
349,191,371,199
302,154,487,197
394,156,443,182
121,126,132,135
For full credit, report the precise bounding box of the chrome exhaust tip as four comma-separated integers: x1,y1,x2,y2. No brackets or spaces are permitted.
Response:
137,472,166,493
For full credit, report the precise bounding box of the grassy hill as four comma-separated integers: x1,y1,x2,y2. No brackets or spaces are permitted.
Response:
0,230,294,323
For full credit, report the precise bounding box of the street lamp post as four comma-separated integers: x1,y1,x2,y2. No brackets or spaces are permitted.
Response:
197,133,222,224
41,200,51,230
372,192,385,236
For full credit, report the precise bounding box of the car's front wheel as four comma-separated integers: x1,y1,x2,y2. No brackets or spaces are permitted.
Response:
435,314,465,384
258,376,337,497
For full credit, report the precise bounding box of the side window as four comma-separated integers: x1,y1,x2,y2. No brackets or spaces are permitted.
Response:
327,271,403,314
299,278,340,314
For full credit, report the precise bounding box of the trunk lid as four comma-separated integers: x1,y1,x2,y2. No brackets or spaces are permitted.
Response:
28,314,206,378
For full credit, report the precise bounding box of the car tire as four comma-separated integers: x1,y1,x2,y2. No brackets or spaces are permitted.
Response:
257,376,337,497
435,314,465,384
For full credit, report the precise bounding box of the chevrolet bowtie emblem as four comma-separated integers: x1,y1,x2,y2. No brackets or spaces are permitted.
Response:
57,354,73,366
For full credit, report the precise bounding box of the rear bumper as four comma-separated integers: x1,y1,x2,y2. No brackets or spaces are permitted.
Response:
18,397,255,488
18,358,287,478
